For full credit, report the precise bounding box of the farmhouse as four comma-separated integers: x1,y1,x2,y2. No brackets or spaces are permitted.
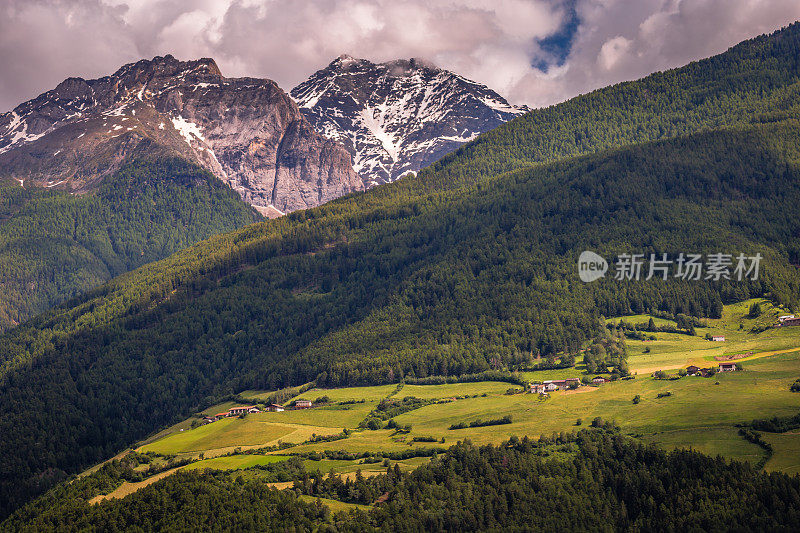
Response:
530,383,546,394
295,399,313,409
227,405,258,416
592,376,609,384
686,365,700,376
719,362,737,372
266,403,285,412
541,378,581,391
214,412,228,420
711,336,725,342
778,317,800,327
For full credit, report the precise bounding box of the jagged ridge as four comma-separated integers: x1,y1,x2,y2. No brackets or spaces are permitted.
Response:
291,55,527,186
0,55,363,214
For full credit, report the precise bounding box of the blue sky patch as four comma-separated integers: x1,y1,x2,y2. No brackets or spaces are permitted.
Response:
532,2,579,72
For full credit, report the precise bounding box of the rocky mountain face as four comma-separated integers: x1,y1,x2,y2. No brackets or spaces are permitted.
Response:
291,56,527,186
0,55,363,215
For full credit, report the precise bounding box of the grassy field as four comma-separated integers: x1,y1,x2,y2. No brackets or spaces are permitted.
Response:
255,402,375,428
134,300,800,478
139,416,341,456
621,299,800,373
762,430,800,475
298,495,372,513
394,382,518,399
266,350,800,472
641,427,766,464
290,385,398,403
183,454,290,471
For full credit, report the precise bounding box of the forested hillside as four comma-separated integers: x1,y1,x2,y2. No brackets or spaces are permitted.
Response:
1,119,799,517
0,157,260,329
5,431,800,531
1,24,800,519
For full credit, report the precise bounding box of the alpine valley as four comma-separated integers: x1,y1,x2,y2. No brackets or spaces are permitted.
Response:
3,21,800,533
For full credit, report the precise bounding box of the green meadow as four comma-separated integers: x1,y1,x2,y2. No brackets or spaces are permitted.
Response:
297,496,372,513
139,417,341,456
183,454,290,471
762,430,800,474
394,382,517,399
256,402,375,428
134,300,800,483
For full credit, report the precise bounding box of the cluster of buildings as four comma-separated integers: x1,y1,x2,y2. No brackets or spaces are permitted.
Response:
777,315,800,327
685,362,736,377
204,405,261,423
529,377,595,394
201,399,314,424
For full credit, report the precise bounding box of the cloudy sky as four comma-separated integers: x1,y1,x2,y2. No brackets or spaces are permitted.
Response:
1,0,799,112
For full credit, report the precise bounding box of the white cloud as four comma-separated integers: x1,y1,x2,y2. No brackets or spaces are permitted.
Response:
598,35,632,70
0,0,799,112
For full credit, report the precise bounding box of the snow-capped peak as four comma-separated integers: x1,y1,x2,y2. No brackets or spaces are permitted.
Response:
291,56,527,186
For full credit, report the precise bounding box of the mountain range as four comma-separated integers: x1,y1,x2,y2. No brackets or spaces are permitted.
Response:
0,55,363,216
0,54,527,331
291,55,526,186
1,22,800,520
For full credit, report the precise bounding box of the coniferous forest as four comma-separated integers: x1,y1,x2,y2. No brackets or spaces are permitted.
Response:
0,157,260,329
2,22,800,527
5,430,800,531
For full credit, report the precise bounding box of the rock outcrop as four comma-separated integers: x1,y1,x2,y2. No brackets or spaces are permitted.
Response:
0,55,363,214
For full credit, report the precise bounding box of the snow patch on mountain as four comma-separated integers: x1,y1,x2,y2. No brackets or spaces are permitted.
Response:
0,54,363,213
291,56,527,186
171,115,206,146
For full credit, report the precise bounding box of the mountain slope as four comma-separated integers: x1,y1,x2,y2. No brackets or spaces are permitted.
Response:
0,55,363,214
2,23,800,518
413,22,800,193
0,156,260,329
291,56,526,186
6,433,800,531
1,119,799,517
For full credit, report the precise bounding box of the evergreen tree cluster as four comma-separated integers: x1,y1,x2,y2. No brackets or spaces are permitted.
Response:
0,157,260,329
5,431,800,531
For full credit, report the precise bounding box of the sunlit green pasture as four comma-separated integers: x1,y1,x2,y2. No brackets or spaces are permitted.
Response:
762,430,800,475
138,301,800,475
183,454,290,471
139,416,341,456
393,381,518,399
256,402,376,428
619,299,800,373
641,427,766,465
289,385,398,403
298,495,372,513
